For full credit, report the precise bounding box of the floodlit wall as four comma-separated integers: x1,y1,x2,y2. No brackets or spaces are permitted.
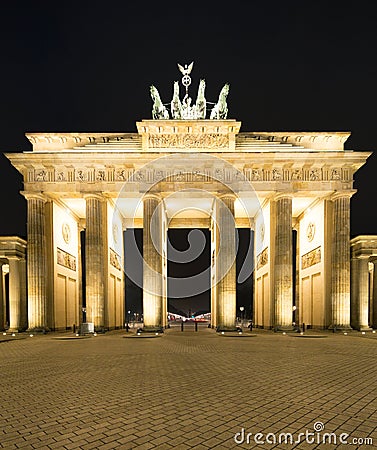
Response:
52,203,80,330
107,202,124,329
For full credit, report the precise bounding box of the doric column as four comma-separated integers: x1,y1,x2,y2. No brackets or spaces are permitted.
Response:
351,257,370,330
8,258,25,332
330,193,352,330
210,216,219,329
143,194,163,330
0,263,4,331
25,194,48,331
216,194,236,330
85,194,107,330
273,195,293,329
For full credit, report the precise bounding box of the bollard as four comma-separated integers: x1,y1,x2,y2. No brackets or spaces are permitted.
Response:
195,321,198,332
181,321,184,332
302,323,306,332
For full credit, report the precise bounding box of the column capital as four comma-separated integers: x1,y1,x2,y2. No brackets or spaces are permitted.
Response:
218,192,237,202
330,190,357,201
271,192,293,202
143,192,161,202
21,191,47,202
83,192,105,201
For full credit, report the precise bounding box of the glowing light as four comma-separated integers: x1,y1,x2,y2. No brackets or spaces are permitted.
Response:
137,332,141,336
221,331,224,335
93,333,97,337
2,332,6,336
29,334,34,337
362,331,366,335
300,332,304,335
155,333,159,336
373,330,376,334
344,332,348,335
11,333,15,337
238,332,242,335
75,333,79,337
282,332,286,335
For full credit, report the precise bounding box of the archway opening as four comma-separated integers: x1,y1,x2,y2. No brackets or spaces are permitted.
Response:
167,228,210,326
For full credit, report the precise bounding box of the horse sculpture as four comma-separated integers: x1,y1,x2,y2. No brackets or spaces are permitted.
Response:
210,83,230,120
194,79,206,119
150,85,169,119
170,81,183,119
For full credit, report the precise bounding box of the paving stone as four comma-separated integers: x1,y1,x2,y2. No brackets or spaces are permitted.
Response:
0,329,376,449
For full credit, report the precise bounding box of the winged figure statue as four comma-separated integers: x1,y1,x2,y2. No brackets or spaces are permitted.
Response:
177,62,194,76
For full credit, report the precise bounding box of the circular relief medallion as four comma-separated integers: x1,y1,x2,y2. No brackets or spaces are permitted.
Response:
62,223,71,244
306,222,315,242
112,224,119,244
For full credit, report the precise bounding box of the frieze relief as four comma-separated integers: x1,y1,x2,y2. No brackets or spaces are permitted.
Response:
27,166,350,184
301,246,321,270
257,247,268,270
148,133,229,149
57,248,77,271
110,248,122,271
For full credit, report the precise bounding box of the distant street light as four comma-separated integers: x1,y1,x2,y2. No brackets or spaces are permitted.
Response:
240,306,245,326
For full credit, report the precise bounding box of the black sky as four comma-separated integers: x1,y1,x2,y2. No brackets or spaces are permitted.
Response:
1,2,377,238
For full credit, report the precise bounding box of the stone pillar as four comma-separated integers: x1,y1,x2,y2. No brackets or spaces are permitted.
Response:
85,194,106,330
210,215,218,329
274,195,293,329
216,194,236,330
8,258,23,332
26,194,48,331
351,257,370,330
330,194,352,330
0,263,4,331
143,194,163,331
161,209,168,329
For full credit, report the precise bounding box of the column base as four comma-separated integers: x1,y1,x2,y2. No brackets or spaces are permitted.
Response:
357,326,373,332
27,327,50,334
141,326,164,334
216,325,240,332
274,325,296,332
328,325,353,332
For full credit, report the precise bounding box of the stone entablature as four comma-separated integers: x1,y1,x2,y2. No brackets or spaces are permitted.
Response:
8,151,366,194
350,235,377,258
0,237,27,259
22,165,355,185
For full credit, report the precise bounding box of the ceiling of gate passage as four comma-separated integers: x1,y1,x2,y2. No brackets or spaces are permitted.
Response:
62,194,316,220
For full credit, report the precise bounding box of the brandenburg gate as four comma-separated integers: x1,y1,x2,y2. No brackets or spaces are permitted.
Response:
5,64,372,332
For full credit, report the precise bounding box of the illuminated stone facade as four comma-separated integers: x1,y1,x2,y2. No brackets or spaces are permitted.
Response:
5,120,372,331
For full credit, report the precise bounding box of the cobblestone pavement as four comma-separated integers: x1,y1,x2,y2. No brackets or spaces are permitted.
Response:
0,327,376,449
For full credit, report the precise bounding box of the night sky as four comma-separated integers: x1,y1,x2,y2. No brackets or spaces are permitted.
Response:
1,2,376,239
